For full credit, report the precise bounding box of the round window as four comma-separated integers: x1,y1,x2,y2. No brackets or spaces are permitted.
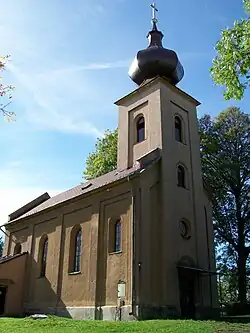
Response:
179,220,191,239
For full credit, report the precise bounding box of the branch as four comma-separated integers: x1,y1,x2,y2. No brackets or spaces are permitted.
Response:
214,225,237,250
0,102,16,121
203,156,237,191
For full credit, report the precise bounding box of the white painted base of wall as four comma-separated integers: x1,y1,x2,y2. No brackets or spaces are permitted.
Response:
24,304,220,320
25,305,136,321
61,305,136,321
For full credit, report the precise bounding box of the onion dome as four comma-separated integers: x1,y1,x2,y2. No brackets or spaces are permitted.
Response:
128,3,184,86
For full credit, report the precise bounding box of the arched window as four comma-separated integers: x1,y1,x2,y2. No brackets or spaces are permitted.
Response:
175,116,182,142
114,220,121,252
14,243,22,255
40,237,48,277
73,229,82,273
177,165,186,188
136,116,145,143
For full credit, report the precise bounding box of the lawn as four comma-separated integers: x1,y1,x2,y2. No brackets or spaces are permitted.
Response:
0,317,250,333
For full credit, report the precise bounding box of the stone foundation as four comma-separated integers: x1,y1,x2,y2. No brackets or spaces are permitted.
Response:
58,305,136,321
24,304,220,321
25,305,136,321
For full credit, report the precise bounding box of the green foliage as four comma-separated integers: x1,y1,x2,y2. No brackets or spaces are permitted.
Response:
244,0,250,12
83,129,118,180
211,0,250,100
199,107,250,306
0,317,249,333
0,236,3,257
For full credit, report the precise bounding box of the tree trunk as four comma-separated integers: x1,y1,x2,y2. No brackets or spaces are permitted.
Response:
237,250,247,309
235,192,247,310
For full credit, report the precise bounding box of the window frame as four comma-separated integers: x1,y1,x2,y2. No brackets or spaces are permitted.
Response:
73,229,82,273
177,165,186,188
114,220,121,253
109,218,122,254
179,219,191,240
40,236,48,278
136,116,145,143
174,115,183,143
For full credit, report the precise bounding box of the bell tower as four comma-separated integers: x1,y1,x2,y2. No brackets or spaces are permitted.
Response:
116,1,185,171
115,2,218,319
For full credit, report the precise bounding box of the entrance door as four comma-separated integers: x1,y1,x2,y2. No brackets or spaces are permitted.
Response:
178,268,196,319
0,286,7,315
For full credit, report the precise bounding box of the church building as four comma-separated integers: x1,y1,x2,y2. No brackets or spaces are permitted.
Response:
0,4,219,320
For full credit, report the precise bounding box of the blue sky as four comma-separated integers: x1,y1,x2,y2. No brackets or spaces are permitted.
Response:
0,0,249,225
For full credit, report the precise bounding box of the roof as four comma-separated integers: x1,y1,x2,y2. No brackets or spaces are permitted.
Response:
6,164,141,224
115,76,200,107
0,252,28,265
6,148,162,225
8,192,50,222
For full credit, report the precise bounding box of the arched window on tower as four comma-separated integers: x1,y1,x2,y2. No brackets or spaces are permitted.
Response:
136,116,145,143
14,243,22,255
73,229,82,273
114,220,121,252
40,236,48,277
175,116,182,142
177,165,186,188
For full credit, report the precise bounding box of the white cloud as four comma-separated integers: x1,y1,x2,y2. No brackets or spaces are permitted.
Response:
0,0,128,138
0,187,62,226
6,58,129,137
0,0,126,241
0,161,65,239
0,187,63,242
50,60,130,75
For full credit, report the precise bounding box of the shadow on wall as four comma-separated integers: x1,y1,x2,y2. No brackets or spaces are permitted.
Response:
23,255,71,318
0,253,70,318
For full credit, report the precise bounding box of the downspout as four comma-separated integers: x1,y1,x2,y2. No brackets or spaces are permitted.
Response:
0,225,10,239
127,174,138,320
0,224,19,257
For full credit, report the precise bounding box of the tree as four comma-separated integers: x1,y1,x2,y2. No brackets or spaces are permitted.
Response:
199,107,250,308
0,55,15,121
0,237,3,257
211,0,250,100
83,128,118,180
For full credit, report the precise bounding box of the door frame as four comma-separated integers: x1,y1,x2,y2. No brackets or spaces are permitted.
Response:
0,285,7,316
178,267,197,319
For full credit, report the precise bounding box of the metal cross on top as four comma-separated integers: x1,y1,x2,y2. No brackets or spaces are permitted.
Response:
150,2,158,23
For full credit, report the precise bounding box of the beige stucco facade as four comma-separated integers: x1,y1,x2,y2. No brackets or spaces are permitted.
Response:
0,77,218,320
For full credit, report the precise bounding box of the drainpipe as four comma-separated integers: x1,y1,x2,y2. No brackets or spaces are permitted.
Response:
0,225,9,239
127,175,137,320
0,225,19,257
131,192,137,318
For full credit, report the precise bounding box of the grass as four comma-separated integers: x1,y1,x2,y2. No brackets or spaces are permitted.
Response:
0,317,250,333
